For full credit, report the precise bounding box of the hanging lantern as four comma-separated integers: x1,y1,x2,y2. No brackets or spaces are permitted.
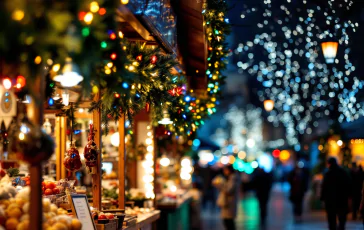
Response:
264,99,274,112
53,58,84,87
321,41,338,64
158,110,173,125
62,91,70,106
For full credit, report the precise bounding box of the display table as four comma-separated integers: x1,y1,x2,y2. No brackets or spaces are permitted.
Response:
123,210,160,230
156,192,192,230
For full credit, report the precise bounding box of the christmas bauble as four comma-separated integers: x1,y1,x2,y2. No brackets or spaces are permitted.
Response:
150,55,158,65
64,145,82,172
9,118,55,165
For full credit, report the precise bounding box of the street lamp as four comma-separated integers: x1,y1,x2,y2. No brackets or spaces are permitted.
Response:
264,99,274,112
53,58,84,87
321,41,338,64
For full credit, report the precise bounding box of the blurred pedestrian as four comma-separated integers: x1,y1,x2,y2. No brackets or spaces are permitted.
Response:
350,162,363,220
288,164,309,223
321,157,351,230
252,167,273,228
214,165,240,230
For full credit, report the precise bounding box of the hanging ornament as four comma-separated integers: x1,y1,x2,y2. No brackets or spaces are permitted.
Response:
84,124,99,174
150,55,158,65
145,103,150,112
63,104,82,172
9,115,55,164
136,55,143,61
43,118,52,134
63,143,82,172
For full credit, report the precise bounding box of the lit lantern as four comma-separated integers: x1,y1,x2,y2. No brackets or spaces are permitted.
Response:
2,77,12,90
321,41,338,64
62,91,70,106
54,58,84,87
158,110,173,125
264,99,274,112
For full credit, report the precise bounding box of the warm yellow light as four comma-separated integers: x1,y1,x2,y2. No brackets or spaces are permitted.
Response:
107,62,113,68
264,99,274,112
229,155,235,164
90,2,100,13
92,86,99,94
321,41,338,64
105,69,111,74
121,0,129,4
318,145,323,151
279,150,290,161
19,132,25,141
238,151,246,159
118,31,124,38
34,56,42,64
84,12,94,24
337,140,343,147
52,64,61,72
128,66,135,71
12,10,24,21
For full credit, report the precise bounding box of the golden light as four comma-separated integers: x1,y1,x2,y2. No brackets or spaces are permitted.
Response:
84,12,94,24
321,41,338,64
12,10,24,21
238,151,246,159
264,99,274,112
90,2,100,13
279,150,290,161
121,0,129,4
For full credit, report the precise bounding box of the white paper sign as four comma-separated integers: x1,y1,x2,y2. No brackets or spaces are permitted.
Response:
70,194,96,230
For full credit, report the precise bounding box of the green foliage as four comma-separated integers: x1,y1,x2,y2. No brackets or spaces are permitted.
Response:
6,167,19,177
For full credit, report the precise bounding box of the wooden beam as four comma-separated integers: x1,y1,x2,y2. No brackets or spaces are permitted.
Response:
92,93,102,210
118,115,126,209
55,116,67,180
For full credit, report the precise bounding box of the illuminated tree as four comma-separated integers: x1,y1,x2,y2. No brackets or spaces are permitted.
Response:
235,0,362,145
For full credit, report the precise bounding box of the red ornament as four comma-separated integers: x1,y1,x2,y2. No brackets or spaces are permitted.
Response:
110,53,117,60
145,103,150,112
136,55,143,61
78,11,87,21
84,124,99,174
64,144,82,172
150,55,158,64
109,33,116,40
16,75,26,89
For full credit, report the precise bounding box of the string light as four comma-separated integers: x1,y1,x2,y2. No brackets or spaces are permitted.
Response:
143,126,155,199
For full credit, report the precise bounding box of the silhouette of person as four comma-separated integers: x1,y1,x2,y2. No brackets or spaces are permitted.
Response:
252,167,273,228
350,162,363,220
321,157,351,230
288,164,309,222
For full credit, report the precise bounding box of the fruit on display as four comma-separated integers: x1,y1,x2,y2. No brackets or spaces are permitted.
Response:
41,181,63,196
0,187,82,230
63,144,82,172
84,124,99,174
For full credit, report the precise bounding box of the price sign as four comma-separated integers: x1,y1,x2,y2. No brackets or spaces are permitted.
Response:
69,194,96,230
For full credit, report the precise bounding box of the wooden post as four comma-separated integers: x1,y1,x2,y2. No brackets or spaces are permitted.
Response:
56,116,67,180
118,115,126,209
28,73,46,230
92,93,102,210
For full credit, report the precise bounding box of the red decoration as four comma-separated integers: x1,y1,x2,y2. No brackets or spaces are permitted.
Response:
78,11,87,21
272,149,280,158
64,144,82,172
84,124,99,174
109,33,116,40
145,103,150,112
16,75,26,89
99,8,106,15
150,55,158,64
114,93,120,98
110,53,117,60
136,55,143,61
168,87,183,96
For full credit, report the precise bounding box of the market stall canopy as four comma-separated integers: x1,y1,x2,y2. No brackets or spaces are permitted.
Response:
173,0,207,92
